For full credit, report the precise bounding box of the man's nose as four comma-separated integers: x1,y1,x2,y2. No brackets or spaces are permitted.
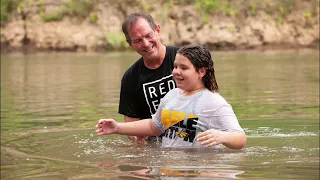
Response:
141,38,149,47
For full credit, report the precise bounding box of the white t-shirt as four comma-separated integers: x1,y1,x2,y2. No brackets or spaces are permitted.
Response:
152,88,243,148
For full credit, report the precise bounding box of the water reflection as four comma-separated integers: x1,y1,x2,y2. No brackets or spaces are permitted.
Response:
1,50,319,125
2,52,125,118
1,120,319,179
116,165,245,179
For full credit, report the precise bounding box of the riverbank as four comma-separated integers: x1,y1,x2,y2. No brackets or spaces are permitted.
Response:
1,0,319,53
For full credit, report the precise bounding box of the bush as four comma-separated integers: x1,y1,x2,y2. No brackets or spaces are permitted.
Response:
0,0,19,25
106,32,129,50
62,0,94,18
41,12,64,22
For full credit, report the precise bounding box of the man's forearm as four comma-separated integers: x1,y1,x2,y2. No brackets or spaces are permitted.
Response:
124,116,140,122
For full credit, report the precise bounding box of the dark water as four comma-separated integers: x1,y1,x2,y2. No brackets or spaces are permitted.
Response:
1,49,319,180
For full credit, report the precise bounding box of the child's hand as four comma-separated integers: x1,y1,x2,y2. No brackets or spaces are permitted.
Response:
95,119,119,136
197,129,226,147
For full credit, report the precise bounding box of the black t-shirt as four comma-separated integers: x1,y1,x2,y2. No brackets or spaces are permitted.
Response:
118,46,179,119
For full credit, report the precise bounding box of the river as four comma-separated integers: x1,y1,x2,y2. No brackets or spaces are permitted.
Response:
1,49,319,179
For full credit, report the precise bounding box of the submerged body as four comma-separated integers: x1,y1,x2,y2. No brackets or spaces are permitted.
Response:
119,12,179,144
152,88,243,148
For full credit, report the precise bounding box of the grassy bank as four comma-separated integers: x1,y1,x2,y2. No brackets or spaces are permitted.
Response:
2,0,318,24
1,0,318,51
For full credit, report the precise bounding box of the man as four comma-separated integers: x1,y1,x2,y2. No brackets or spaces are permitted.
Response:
118,12,179,144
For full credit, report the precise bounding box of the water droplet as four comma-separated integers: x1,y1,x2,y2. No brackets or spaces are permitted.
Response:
44,127,47,129
26,158,29,160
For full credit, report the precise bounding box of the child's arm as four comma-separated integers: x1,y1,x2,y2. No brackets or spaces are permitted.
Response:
197,130,246,149
96,118,162,137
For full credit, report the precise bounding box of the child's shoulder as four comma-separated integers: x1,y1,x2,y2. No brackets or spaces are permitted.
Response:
162,88,179,101
200,90,229,107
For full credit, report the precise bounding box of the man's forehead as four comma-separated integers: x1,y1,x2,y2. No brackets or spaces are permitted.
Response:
131,18,154,30
129,27,154,39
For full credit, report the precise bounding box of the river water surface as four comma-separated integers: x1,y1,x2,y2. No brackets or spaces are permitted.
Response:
1,49,319,179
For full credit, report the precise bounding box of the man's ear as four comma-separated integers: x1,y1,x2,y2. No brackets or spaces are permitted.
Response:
156,24,160,34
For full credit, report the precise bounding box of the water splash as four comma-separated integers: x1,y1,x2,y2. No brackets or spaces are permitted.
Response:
244,127,318,137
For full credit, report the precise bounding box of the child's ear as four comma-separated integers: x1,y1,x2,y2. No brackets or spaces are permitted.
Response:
199,67,206,78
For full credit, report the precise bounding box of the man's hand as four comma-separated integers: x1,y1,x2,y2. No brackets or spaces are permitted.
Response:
128,136,147,145
124,116,147,144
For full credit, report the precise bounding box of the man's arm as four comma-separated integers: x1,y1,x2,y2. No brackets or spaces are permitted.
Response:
124,116,140,123
124,116,147,144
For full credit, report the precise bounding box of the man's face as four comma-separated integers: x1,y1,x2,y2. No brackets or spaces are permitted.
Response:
128,18,161,60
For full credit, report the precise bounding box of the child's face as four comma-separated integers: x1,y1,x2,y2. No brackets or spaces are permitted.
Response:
172,54,205,92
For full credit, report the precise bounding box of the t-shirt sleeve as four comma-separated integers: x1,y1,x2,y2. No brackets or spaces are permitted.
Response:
118,74,140,118
198,93,243,132
151,89,176,133
151,100,165,133
212,105,243,132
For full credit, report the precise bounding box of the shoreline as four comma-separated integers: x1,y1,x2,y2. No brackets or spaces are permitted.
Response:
1,42,319,55
1,44,319,56
1,1,319,55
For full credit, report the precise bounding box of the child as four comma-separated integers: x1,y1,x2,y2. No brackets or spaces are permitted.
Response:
96,44,246,149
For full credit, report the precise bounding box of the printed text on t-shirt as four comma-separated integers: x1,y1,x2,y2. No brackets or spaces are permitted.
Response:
143,75,176,115
161,109,198,142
